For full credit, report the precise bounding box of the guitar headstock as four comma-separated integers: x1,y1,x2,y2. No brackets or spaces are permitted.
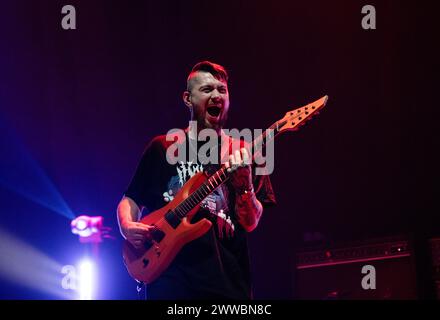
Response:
276,95,328,134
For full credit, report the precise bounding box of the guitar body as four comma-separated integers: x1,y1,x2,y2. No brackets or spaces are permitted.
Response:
122,171,213,284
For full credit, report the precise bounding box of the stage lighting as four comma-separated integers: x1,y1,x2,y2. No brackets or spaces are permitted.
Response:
71,215,103,243
78,259,94,300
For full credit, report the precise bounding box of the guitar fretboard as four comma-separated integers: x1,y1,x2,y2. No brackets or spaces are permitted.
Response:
173,166,229,218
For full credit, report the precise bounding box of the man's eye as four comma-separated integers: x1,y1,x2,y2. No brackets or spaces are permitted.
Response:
202,88,211,92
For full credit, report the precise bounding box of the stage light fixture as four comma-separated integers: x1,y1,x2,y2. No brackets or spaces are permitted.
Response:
71,215,103,243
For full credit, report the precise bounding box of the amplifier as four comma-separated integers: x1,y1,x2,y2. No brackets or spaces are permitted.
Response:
293,237,418,299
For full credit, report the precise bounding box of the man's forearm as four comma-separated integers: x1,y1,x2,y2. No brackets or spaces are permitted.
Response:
235,191,263,232
117,197,141,237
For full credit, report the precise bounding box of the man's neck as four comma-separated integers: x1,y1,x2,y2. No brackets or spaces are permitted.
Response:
187,122,223,140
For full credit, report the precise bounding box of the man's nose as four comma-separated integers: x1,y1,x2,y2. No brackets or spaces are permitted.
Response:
211,90,222,101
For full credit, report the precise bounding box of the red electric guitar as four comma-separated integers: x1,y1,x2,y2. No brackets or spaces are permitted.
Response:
123,95,328,283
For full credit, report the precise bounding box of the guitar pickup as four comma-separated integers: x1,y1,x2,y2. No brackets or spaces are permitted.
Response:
151,226,165,243
165,211,181,229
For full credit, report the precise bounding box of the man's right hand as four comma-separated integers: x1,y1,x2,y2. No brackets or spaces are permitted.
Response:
121,221,154,249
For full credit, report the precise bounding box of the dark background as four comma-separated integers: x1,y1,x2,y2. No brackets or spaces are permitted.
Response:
0,0,438,299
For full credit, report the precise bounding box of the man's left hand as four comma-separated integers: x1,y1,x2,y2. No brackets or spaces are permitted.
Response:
225,148,253,193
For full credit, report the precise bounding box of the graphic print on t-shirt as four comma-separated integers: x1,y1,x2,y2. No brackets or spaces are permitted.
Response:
162,161,235,239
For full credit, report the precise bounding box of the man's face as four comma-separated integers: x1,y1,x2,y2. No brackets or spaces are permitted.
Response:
184,72,230,131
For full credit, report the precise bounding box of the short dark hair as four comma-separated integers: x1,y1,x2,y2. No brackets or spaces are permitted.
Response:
186,61,229,91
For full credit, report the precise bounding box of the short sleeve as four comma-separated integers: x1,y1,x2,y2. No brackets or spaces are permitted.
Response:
252,171,277,208
124,137,164,209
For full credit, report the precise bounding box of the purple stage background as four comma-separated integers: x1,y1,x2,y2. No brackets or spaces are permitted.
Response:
0,0,438,299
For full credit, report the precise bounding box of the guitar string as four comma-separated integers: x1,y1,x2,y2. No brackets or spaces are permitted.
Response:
145,110,313,238
174,108,319,215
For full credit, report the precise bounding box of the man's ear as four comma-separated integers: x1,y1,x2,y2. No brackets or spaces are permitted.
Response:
183,91,192,108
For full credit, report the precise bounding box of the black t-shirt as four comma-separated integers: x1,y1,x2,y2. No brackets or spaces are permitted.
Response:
124,132,276,299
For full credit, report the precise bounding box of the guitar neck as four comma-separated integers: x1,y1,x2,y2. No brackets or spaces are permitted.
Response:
171,95,328,218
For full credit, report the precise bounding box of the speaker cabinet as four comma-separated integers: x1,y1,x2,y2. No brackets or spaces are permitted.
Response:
293,237,418,299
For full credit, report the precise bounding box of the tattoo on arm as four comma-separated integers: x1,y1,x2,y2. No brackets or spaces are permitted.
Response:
235,193,262,230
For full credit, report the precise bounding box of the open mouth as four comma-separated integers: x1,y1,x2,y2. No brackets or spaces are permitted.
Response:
207,105,222,117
